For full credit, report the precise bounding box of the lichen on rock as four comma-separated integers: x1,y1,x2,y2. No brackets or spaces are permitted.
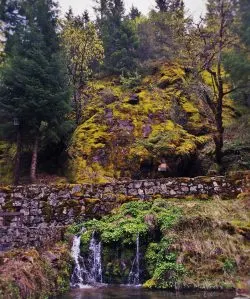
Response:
67,63,234,183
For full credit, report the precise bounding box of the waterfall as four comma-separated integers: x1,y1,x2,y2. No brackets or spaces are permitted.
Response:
128,233,140,286
89,231,103,283
70,229,87,288
70,230,102,288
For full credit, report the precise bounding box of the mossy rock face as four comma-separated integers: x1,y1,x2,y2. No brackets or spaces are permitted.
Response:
67,63,236,184
102,245,135,284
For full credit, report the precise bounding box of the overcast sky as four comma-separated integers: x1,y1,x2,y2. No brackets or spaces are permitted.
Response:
58,0,206,20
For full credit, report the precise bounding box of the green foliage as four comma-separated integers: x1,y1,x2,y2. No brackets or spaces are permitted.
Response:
79,199,182,246
69,198,186,288
95,0,139,74
66,223,85,235
120,71,142,89
152,261,186,288
144,237,186,289
0,0,72,181
61,19,104,83
80,231,92,253
223,258,237,274
222,0,250,104
0,141,15,184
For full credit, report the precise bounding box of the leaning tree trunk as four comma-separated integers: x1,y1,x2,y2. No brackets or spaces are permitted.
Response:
30,136,39,183
14,129,21,185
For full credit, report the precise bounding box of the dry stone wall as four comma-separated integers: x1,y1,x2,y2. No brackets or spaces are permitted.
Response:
0,173,247,250
0,226,65,251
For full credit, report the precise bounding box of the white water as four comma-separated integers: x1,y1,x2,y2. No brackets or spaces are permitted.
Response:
89,232,103,283
128,234,140,286
70,231,85,287
70,230,102,288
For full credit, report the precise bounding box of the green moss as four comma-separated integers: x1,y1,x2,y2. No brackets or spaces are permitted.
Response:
3,198,14,212
222,258,237,275
80,231,92,254
67,63,219,183
72,199,187,288
42,202,53,222
0,141,16,185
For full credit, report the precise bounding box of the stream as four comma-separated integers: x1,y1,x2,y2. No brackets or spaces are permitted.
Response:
54,286,236,299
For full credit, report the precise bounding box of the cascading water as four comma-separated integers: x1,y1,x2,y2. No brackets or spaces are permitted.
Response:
70,229,103,288
89,231,103,283
70,228,89,288
128,233,140,286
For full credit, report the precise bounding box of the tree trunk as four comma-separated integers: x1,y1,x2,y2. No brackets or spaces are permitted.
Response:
30,136,39,183
214,91,224,164
73,90,82,125
213,130,223,164
14,129,21,185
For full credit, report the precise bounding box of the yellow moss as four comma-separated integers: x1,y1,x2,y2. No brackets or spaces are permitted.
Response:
202,69,237,127
182,101,199,114
67,63,215,183
143,63,185,87
231,220,250,230
143,278,157,288
69,117,110,157
85,198,101,204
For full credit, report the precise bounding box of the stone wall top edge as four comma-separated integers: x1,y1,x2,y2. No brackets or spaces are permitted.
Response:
0,173,246,191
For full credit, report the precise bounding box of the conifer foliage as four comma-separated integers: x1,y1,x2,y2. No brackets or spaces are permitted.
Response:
94,0,139,74
0,0,71,183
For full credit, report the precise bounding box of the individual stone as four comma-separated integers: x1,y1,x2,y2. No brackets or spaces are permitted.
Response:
134,181,142,189
138,189,144,196
128,189,138,196
144,181,155,188
104,186,113,193
145,188,154,195
170,190,176,195
213,181,219,187
181,186,189,192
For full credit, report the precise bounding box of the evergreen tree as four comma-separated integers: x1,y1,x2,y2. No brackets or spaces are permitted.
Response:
93,0,109,22
136,0,185,63
129,5,141,20
155,0,184,14
83,10,90,24
94,0,139,74
238,0,250,46
156,0,168,12
222,0,250,106
0,0,71,183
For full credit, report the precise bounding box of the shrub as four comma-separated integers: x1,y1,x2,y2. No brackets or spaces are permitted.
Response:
120,71,142,89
